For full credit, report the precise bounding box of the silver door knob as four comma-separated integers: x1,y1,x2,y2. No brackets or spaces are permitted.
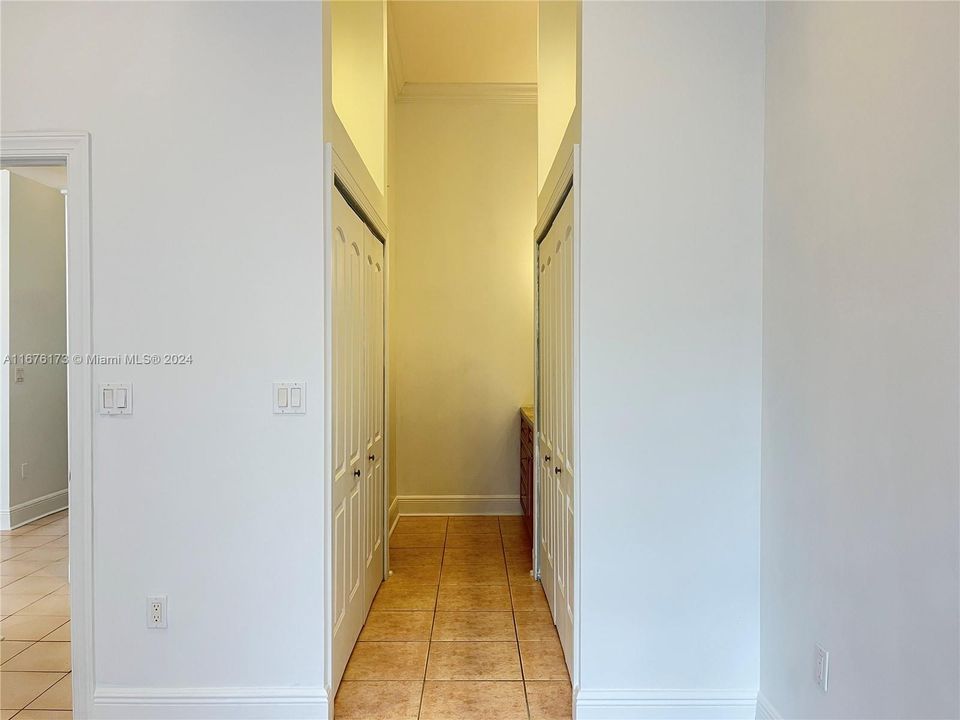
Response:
544,455,551,463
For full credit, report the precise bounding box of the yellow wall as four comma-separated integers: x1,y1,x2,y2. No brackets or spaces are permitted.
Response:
538,0,579,193
332,0,386,194
389,100,536,500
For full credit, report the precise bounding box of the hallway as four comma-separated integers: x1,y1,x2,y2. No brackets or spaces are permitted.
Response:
0,509,71,718
335,515,571,719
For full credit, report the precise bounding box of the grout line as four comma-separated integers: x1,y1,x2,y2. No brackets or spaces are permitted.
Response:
417,517,446,720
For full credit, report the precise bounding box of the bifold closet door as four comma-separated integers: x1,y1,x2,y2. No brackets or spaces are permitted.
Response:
537,189,575,678
362,227,385,614
332,189,366,689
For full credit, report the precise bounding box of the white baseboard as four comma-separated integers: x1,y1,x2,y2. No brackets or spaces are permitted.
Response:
575,689,758,720
396,494,521,516
93,686,329,720
0,487,68,530
388,496,400,535
755,692,781,720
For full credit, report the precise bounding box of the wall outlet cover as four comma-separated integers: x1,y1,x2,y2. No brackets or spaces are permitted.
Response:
815,644,829,693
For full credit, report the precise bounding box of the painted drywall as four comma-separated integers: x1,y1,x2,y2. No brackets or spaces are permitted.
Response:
389,100,536,505
759,3,960,718
332,0,386,195
1,2,327,714
537,0,578,194
4,171,68,520
578,0,764,706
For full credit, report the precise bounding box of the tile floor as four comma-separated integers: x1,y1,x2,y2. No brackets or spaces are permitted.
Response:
0,510,71,719
335,515,571,720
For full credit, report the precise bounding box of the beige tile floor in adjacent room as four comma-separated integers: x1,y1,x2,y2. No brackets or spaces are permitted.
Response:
0,510,72,719
335,515,571,720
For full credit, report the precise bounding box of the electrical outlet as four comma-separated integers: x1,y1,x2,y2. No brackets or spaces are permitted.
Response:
815,644,829,693
20,463,28,481
147,595,167,629
14,367,24,383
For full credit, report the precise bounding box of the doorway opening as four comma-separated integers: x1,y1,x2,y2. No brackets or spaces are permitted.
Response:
326,2,580,718
0,133,93,718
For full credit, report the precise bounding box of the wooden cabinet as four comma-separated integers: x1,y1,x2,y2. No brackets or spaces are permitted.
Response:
519,406,535,541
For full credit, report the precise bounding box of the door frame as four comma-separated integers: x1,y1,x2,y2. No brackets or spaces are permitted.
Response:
533,145,581,692
323,142,390,703
1,131,93,717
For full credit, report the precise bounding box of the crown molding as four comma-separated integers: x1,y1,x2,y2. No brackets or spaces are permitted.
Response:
387,2,405,101
397,82,536,105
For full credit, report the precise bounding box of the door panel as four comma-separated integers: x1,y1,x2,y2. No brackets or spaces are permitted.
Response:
537,189,575,678
363,227,385,613
332,189,367,689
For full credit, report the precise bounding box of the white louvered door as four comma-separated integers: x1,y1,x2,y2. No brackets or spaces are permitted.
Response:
537,189,575,678
332,188,385,690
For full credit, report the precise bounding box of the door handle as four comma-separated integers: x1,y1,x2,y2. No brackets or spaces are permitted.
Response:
368,454,375,461
544,455,551,463
354,469,361,477
555,466,562,474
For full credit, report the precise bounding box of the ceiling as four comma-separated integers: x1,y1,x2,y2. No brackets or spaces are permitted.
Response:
390,1,537,86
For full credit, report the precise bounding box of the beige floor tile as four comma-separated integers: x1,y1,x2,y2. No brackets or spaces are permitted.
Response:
371,582,437,611
2,641,71,672
442,548,505,567
0,710,16,720
390,548,443,567
426,641,521,680
11,711,73,719
359,611,433,642
41,621,71,642
497,515,525,529
0,547,29,561
1,577,66,596
0,577,20,588
431,612,515,642
1,640,33,663
447,516,500,534
519,639,569,681
525,680,573,719
0,594,45,615
25,673,72,710
511,583,549,611
39,538,68,550
390,533,445,549
21,524,68,536
30,563,69,579
17,595,70,616
389,564,441,585
444,533,502,550
437,585,511,612
0,561,46,578
440,563,507,587
395,517,448,534
507,572,542,590
51,586,70,597
500,533,532,550
0,616,69,641
0,671,64,710
503,545,533,562
14,549,67,564
342,642,429,681
335,680,422,719
1,537,52,549
513,611,559,641
420,681,527,720
507,564,535,583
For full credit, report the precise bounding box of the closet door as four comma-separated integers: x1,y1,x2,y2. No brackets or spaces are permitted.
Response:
332,189,366,689
362,227,385,613
537,189,575,678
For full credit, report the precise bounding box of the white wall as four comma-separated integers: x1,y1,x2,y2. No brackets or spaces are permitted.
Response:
1,2,328,715
390,99,536,509
4,171,68,523
578,0,764,710
759,3,960,718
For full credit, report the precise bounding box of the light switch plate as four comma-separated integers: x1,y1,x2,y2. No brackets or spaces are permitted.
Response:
273,381,306,414
99,383,133,415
